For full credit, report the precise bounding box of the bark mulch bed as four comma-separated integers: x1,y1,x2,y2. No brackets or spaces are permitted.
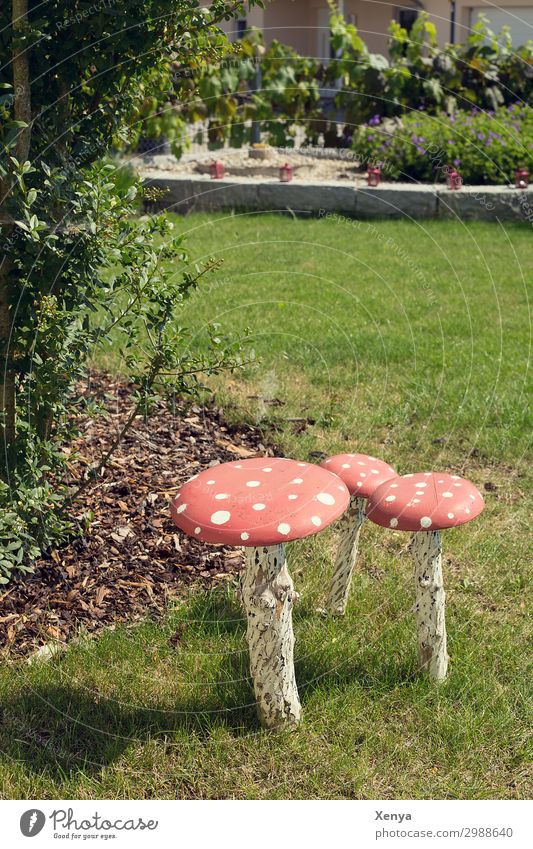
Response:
0,374,279,658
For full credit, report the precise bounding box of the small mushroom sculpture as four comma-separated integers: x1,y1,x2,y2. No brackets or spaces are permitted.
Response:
171,457,349,729
366,472,484,682
320,453,397,615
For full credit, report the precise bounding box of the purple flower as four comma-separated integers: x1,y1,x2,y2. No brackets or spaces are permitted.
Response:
453,158,461,167
477,132,484,140
369,114,381,126
448,139,454,144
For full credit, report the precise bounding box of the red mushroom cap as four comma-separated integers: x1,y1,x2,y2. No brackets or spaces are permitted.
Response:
171,457,350,546
366,472,484,532
320,453,397,498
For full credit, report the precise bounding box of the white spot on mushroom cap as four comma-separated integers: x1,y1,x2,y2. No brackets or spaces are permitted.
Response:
447,513,454,519
390,483,398,488
412,498,421,504
311,516,322,526
390,518,398,528
420,516,432,528
277,523,291,536
206,480,215,485
215,493,230,500
360,472,366,478
317,492,335,505
453,483,462,487
416,491,424,496
211,510,230,525
262,467,272,472
341,463,351,469
356,481,363,487
234,465,242,469
194,527,201,534
246,480,260,487
288,494,298,500
415,482,428,488
442,492,453,498
252,503,266,511
176,503,187,514
241,532,249,541
370,469,379,474
385,495,396,502
291,478,304,484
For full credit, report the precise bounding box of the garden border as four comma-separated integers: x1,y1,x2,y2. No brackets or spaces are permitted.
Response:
142,170,533,222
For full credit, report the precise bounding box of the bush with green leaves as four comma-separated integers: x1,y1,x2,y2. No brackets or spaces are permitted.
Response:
330,10,532,127
173,29,322,150
148,9,532,152
352,103,533,184
0,1,260,581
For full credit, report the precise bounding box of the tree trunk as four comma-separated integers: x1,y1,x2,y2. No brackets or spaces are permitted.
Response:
12,0,32,163
411,530,448,682
0,1,33,478
327,495,366,615
241,544,301,729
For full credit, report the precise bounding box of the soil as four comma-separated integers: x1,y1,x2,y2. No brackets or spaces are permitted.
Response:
0,374,279,658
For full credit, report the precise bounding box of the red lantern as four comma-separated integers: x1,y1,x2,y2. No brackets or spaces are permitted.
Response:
210,160,225,179
279,162,293,183
515,168,529,189
446,169,462,190
367,167,381,187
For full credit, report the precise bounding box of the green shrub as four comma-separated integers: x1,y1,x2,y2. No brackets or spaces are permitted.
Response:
331,11,533,125
352,104,533,184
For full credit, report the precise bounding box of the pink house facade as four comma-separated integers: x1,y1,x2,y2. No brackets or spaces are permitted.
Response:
211,0,533,55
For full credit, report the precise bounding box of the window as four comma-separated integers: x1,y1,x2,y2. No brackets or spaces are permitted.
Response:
237,18,247,39
398,9,418,32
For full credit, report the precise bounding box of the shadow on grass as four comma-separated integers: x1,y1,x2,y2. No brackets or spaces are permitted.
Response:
0,588,417,781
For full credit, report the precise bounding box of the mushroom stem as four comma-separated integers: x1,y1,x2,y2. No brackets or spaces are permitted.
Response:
242,544,301,729
327,495,366,615
411,530,448,682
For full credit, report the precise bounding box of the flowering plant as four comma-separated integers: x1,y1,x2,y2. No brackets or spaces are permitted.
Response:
353,104,533,184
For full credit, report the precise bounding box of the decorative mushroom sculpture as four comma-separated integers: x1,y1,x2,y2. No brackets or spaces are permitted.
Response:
366,472,484,682
320,453,397,615
170,457,350,729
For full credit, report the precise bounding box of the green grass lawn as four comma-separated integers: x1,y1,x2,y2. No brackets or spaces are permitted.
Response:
1,214,531,799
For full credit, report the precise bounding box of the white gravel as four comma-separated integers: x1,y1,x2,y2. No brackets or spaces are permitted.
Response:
128,147,368,184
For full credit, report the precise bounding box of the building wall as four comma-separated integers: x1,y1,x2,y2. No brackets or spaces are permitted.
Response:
262,0,410,56
422,0,533,45
203,0,533,52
